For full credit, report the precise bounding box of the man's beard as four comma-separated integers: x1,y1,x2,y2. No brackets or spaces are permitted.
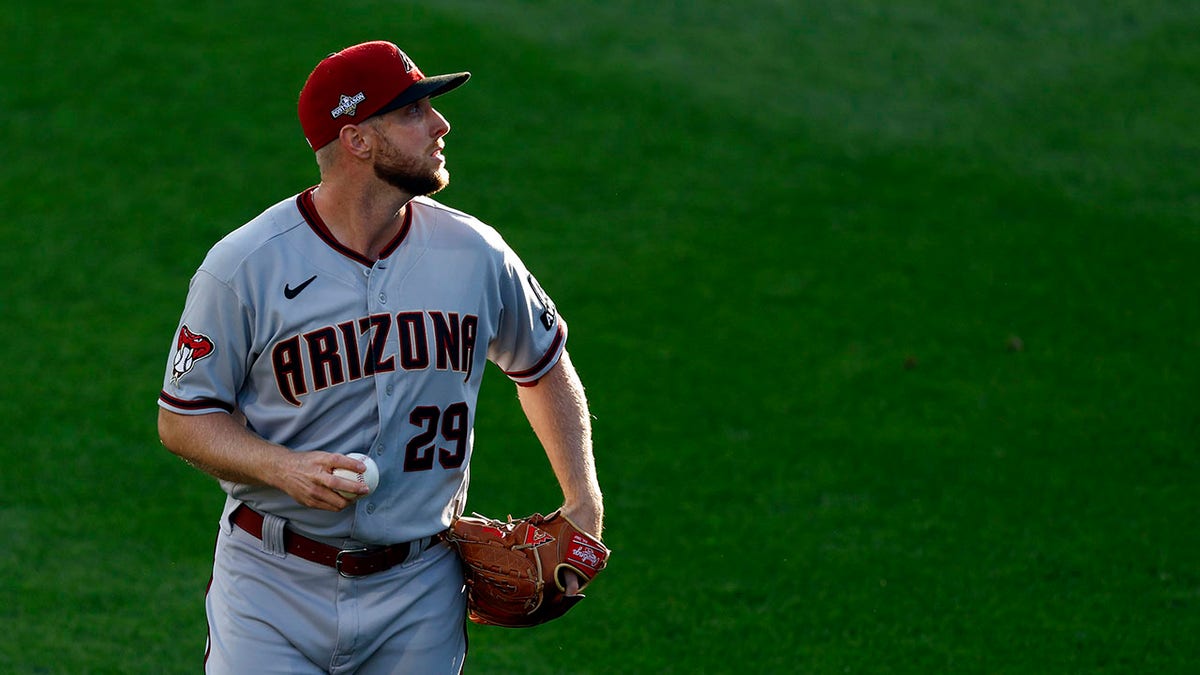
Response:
373,138,449,197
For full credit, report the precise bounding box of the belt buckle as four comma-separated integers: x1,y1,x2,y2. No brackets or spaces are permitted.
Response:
335,547,372,578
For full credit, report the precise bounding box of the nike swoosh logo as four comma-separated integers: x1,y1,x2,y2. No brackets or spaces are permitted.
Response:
284,275,318,299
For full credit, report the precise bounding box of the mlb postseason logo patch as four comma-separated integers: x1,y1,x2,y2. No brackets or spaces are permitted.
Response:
566,533,605,571
331,92,367,119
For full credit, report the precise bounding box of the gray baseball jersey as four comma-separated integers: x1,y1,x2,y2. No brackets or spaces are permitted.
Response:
159,188,566,544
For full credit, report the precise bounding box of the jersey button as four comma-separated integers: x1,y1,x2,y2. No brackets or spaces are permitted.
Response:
378,292,387,304
375,445,385,456
385,384,394,396
366,503,376,514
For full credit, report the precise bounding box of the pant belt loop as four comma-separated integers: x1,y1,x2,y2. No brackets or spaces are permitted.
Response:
404,536,430,565
260,511,288,558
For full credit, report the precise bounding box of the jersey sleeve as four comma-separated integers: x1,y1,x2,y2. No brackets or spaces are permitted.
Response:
487,248,567,386
158,270,251,415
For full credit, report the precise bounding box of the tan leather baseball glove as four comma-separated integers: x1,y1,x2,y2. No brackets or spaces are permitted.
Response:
444,510,610,627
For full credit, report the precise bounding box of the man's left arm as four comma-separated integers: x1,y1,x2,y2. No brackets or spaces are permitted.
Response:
517,349,604,539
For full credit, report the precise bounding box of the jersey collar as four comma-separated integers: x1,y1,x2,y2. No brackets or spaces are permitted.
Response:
296,187,413,266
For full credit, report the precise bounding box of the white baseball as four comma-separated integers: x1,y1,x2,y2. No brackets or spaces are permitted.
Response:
332,452,379,499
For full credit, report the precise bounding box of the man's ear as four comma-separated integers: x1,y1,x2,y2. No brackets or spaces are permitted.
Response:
338,124,374,160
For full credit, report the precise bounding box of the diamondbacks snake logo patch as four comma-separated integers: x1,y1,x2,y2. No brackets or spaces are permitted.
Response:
171,325,215,384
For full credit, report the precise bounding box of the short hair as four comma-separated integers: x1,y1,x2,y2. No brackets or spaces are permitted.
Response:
314,142,337,176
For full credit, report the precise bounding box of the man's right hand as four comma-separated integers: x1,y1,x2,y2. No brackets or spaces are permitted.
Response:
272,451,370,511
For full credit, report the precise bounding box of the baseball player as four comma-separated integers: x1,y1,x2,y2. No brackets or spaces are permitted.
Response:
157,40,604,674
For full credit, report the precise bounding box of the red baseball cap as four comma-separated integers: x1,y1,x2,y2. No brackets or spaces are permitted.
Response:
298,41,470,150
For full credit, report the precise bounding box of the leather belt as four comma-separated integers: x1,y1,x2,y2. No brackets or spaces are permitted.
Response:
231,504,417,578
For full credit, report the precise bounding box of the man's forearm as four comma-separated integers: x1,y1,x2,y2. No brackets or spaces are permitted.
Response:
157,408,284,486
517,350,604,537
157,408,369,510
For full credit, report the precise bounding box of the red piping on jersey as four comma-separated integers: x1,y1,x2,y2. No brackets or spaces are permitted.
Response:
296,187,413,266
507,322,566,385
159,390,235,413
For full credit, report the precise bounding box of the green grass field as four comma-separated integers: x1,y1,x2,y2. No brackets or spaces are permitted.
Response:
2,1,1198,672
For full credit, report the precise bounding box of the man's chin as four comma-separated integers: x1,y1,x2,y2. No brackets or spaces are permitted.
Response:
429,168,450,195
376,166,449,197
418,176,449,198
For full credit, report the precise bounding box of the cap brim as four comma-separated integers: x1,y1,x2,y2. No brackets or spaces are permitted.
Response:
373,72,471,118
